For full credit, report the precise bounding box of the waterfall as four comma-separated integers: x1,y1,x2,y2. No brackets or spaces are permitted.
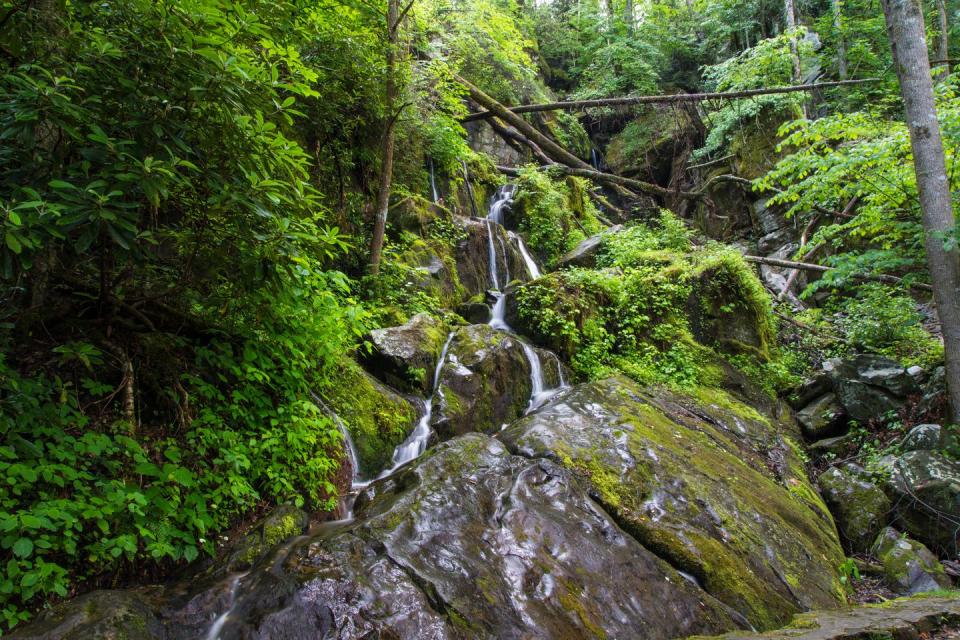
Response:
381,331,455,475
429,158,439,203
511,232,541,279
204,573,246,640
484,184,566,412
590,148,602,171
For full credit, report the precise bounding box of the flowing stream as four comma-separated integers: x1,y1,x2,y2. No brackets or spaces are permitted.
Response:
203,183,567,640
484,185,566,412
429,157,439,203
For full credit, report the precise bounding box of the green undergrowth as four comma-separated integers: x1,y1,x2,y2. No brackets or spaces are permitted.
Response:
0,279,363,627
512,166,603,267
514,212,791,394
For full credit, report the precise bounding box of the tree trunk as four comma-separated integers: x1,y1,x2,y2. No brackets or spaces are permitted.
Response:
624,0,634,31
882,0,960,423
368,0,401,276
785,0,802,83
833,0,848,79
935,0,950,81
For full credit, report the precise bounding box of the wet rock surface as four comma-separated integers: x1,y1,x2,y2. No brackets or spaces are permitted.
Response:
500,376,846,630
179,435,743,640
9,590,165,640
689,594,960,640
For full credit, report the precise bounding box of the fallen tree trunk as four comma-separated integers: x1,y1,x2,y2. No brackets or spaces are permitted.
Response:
462,78,878,122
743,254,933,292
497,164,703,200
485,117,556,166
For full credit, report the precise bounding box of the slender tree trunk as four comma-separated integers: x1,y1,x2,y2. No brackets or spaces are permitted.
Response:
368,0,400,275
784,0,808,116
624,0,634,31
882,0,960,423
833,0,848,79
935,0,950,81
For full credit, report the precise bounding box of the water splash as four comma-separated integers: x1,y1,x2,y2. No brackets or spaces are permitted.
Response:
511,232,541,279
204,573,246,640
429,157,439,203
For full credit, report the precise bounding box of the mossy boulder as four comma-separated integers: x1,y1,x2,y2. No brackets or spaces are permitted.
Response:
796,393,847,440
9,590,164,640
394,236,466,310
877,450,960,554
200,434,745,639
323,358,418,477
226,504,309,571
686,250,776,360
389,194,454,237
555,225,623,270
817,464,891,553
872,527,952,595
364,313,451,394
431,324,559,438
500,376,846,630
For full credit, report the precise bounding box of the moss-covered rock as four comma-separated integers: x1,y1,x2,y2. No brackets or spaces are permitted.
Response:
872,527,952,595
364,313,451,394
500,376,846,630
817,465,891,553
453,215,529,297
323,358,417,477
431,324,556,438
226,503,309,571
508,239,779,389
796,393,847,440
9,590,164,640
877,450,960,554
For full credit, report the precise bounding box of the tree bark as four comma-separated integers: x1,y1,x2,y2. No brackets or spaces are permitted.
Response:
784,0,803,83
833,0,848,80
460,79,877,122
882,0,960,422
368,0,402,275
935,0,950,81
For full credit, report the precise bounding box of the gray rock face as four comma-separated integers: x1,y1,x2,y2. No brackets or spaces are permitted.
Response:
877,450,960,554
871,527,952,595
180,435,745,640
817,465,891,553
796,393,847,439
500,376,845,630
901,424,943,452
555,225,623,269
9,590,165,640
364,313,450,394
456,301,491,324
832,355,919,397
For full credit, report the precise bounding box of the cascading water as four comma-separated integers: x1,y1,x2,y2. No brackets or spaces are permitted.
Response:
484,185,567,411
204,573,246,640
429,157,439,203
381,332,455,474
510,231,541,279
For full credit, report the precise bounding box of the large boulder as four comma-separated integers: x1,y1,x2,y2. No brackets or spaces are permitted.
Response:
169,435,745,640
323,359,418,478
430,324,560,439
500,376,846,630
872,527,952,595
817,465,891,553
878,450,960,554
364,313,452,394
9,590,165,640
829,354,918,423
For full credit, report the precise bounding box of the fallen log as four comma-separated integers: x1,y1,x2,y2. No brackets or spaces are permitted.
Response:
462,78,879,122
497,164,703,200
743,255,933,292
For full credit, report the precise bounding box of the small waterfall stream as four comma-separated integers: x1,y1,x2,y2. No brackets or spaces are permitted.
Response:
429,158,439,203
202,183,568,640
484,184,566,411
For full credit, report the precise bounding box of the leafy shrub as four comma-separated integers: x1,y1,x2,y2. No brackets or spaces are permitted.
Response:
512,167,603,266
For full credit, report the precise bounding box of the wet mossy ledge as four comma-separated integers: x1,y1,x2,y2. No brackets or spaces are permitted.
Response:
321,358,417,478
506,212,786,395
